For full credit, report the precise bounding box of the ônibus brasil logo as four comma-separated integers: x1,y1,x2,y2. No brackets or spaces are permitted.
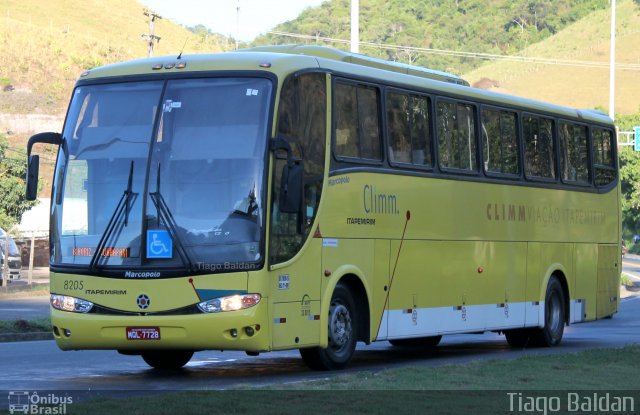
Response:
8,391,72,414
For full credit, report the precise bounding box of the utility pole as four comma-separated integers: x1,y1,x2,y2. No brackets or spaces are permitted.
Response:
350,0,359,53
609,0,616,121
2,234,8,289
142,9,162,58
236,0,240,50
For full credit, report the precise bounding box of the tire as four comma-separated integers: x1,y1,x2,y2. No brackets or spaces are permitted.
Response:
531,276,566,347
389,336,442,347
141,350,194,369
300,283,357,370
504,329,530,348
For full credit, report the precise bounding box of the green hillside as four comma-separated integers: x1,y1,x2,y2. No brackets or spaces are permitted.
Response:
464,0,640,116
253,0,609,76
0,0,233,116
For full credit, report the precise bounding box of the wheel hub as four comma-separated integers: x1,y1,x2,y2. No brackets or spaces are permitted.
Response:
329,303,351,348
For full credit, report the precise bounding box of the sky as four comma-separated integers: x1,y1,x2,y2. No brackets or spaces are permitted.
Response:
140,0,326,42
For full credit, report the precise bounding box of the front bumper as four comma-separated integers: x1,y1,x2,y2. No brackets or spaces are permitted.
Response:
51,300,270,352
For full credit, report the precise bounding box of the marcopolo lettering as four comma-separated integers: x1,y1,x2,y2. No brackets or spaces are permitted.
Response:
124,271,161,278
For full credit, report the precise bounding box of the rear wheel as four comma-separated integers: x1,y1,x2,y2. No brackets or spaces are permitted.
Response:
300,283,357,370
389,336,442,347
531,276,566,347
141,350,194,369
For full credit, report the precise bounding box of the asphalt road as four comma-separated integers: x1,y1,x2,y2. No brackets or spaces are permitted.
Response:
0,296,639,392
622,254,640,278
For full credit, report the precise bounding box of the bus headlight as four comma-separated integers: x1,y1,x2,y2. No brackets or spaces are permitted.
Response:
197,294,261,313
51,294,94,313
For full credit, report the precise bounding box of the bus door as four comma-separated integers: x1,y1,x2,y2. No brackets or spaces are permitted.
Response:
268,72,328,349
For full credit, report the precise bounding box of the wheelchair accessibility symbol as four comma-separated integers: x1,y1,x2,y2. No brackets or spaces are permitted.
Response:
147,230,172,259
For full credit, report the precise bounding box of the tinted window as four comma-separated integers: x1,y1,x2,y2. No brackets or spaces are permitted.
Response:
482,108,519,175
437,101,477,171
386,91,432,167
523,115,555,179
334,82,381,161
592,127,616,187
559,122,589,184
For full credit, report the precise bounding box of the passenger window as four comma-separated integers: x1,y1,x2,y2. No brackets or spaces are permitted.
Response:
437,100,477,171
334,82,381,161
559,122,589,184
523,115,555,179
592,128,616,187
481,108,519,176
386,91,432,167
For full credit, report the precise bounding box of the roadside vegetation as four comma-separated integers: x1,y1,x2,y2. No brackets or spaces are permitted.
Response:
0,282,49,298
0,134,37,229
0,317,51,342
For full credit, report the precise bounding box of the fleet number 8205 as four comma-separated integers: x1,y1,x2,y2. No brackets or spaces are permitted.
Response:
63,280,84,290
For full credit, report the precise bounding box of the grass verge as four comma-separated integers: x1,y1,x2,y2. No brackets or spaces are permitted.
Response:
0,317,52,342
45,346,640,415
0,282,49,298
621,273,636,288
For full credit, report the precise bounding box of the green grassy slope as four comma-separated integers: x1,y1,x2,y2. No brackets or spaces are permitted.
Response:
0,0,232,115
464,0,640,115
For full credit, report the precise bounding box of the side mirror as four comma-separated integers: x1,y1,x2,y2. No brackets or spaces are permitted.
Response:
27,132,62,156
26,132,62,201
26,155,40,201
279,163,303,213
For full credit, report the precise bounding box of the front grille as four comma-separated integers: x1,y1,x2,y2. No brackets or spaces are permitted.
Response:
89,303,202,316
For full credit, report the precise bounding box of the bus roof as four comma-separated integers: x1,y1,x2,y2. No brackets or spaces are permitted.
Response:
78,46,613,127
241,45,470,86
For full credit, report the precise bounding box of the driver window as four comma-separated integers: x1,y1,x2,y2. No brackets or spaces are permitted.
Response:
270,73,327,264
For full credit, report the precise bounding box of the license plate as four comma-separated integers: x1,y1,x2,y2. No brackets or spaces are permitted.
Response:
126,327,160,340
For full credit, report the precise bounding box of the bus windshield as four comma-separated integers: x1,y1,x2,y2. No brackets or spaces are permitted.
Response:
51,77,272,274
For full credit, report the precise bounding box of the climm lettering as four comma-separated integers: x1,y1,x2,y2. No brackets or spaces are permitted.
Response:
486,203,526,222
363,185,399,215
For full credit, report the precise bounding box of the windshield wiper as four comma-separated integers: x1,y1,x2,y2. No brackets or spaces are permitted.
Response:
89,160,137,272
149,163,194,272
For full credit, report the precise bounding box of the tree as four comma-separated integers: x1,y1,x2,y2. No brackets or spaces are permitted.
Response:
617,110,640,236
0,136,36,231
619,147,640,235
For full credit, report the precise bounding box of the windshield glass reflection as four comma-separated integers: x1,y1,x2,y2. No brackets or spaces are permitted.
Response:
51,78,272,274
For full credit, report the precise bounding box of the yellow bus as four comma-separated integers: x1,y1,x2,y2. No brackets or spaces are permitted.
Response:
27,45,620,370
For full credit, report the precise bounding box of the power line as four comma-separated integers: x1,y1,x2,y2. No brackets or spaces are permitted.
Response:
3,148,56,162
267,31,640,71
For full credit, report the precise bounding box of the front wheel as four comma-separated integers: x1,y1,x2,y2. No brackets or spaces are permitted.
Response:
300,283,357,370
504,329,530,348
141,350,194,369
531,276,566,347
